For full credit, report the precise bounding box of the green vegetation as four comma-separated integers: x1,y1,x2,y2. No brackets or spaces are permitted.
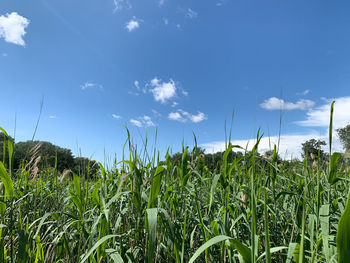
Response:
0,103,350,262
0,135,99,178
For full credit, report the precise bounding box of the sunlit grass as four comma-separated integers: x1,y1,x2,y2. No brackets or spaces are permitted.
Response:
0,102,349,262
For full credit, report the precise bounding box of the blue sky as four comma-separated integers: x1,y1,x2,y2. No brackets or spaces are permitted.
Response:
1,0,350,162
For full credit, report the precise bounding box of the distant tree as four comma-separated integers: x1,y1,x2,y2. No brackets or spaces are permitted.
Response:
337,124,350,152
0,132,14,165
73,157,99,178
14,141,75,172
301,139,327,163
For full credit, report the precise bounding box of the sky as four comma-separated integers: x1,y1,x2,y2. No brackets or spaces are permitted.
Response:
1,0,350,162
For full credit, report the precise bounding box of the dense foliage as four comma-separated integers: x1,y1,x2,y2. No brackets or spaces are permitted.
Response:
0,107,350,262
0,134,98,177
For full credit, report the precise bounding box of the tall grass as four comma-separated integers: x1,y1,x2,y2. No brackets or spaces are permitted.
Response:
0,102,349,262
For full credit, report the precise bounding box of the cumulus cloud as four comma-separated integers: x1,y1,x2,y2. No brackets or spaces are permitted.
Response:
130,116,155,128
201,133,342,160
125,18,139,32
168,110,207,123
130,119,142,127
260,97,315,111
113,0,131,12
186,8,198,19
168,111,184,122
0,12,30,46
297,97,350,129
149,77,177,104
112,114,121,119
297,89,310,96
80,82,103,91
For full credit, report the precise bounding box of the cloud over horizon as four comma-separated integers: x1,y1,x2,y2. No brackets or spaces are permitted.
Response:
297,97,350,128
201,132,342,160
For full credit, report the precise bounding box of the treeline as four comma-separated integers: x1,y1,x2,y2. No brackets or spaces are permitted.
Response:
164,124,350,171
1,124,349,178
0,134,99,178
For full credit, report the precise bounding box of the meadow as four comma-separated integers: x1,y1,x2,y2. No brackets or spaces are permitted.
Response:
0,102,350,263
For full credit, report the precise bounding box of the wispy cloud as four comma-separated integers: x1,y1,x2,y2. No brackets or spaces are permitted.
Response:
113,0,132,12
112,114,122,119
163,18,169,25
49,115,57,119
216,0,228,6
260,97,314,111
130,119,142,127
186,8,198,19
168,110,207,123
125,18,140,32
297,97,350,128
296,89,310,96
149,77,177,104
0,12,30,46
130,116,155,128
158,0,165,6
2,53,7,57
80,81,104,91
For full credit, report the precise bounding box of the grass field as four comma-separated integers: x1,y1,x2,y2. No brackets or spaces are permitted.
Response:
0,103,350,262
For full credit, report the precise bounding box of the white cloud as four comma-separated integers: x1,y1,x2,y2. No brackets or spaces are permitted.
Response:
125,19,139,32
188,111,207,123
113,0,131,12
112,114,121,119
80,82,103,91
297,97,350,129
149,78,177,104
158,0,165,6
134,80,140,90
187,8,198,19
201,133,342,160
168,110,207,123
49,115,56,119
296,89,310,96
176,24,181,29
0,12,29,46
130,119,142,127
168,111,185,122
141,115,155,127
152,109,161,118
163,18,169,25
130,116,155,128
260,97,315,111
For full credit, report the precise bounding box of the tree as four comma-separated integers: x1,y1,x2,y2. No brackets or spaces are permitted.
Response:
301,139,327,163
14,141,75,172
337,124,350,152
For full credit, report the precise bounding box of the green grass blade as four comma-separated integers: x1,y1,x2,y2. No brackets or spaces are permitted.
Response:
0,161,14,200
188,235,232,263
337,190,350,263
80,234,119,263
147,208,158,263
